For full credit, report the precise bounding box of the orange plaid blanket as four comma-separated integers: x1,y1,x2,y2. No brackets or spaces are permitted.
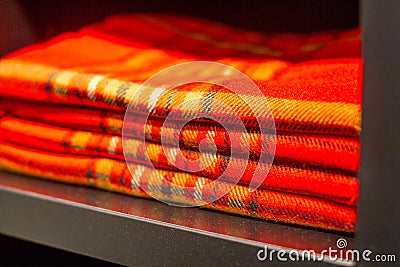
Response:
0,14,362,232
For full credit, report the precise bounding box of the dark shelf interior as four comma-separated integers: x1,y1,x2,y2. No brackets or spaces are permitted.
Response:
0,234,122,267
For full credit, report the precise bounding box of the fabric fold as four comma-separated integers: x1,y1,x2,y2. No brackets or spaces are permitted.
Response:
0,141,356,232
0,14,362,232
0,117,359,205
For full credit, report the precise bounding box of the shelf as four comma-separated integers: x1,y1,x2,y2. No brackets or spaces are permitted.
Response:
0,172,353,266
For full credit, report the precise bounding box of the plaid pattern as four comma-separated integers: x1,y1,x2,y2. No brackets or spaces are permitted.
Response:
0,14,362,232
0,117,359,205
0,141,356,232
0,60,361,136
0,99,360,172
94,15,360,61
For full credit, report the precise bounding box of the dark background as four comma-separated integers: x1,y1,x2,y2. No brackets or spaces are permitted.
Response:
21,0,359,40
0,234,121,266
1,0,359,56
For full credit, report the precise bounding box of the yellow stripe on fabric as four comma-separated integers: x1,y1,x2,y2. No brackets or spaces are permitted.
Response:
70,132,91,150
141,16,360,57
0,60,55,81
105,117,123,133
0,159,92,186
103,79,125,104
141,16,284,57
146,169,163,192
123,139,140,156
94,158,112,181
184,91,205,103
53,71,76,88
123,83,142,103
0,60,361,133
299,35,361,52
249,61,288,80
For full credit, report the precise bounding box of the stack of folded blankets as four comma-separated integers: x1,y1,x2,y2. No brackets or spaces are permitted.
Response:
0,15,362,233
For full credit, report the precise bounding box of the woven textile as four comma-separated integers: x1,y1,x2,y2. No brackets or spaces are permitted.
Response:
0,117,358,205
0,141,356,232
0,99,360,172
0,60,361,136
0,14,362,232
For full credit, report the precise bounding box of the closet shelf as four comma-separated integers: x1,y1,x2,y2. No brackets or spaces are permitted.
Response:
0,172,353,266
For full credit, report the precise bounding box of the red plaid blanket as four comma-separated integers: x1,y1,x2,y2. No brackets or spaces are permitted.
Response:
0,14,362,232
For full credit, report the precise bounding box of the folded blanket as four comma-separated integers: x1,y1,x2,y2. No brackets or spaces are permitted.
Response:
0,99,360,172
0,117,358,205
0,59,361,136
0,14,362,232
0,141,356,232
